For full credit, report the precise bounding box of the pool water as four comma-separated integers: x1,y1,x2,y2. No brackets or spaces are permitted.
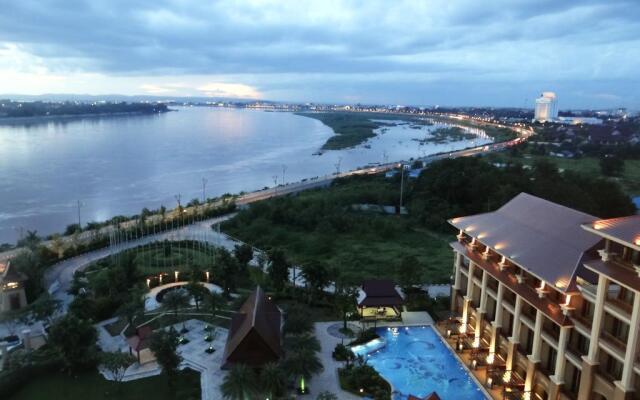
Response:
352,326,487,400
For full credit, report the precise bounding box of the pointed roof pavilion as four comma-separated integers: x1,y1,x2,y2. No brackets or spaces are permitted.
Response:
221,286,282,369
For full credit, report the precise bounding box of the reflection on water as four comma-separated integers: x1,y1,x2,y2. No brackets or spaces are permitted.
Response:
0,107,490,243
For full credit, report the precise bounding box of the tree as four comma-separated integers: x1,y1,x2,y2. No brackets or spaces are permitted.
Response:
233,243,253,270
149,328,182,390
100,351,136,383
20,230,41,252
185,281,208,311
268,248,289,292
285,333,321,354
221,364,258,400
283,347,323,392
28,293,61,326
162,289,190,321
50,234,66,259
205,291,225,319
117,288,146,328
283,303,313,335
600,154,625,177
217,248,239,296
335,285,357,331
397,255,422,289
48,314,98,371
159,205,167,221
259,362,286,399
300,261,330,303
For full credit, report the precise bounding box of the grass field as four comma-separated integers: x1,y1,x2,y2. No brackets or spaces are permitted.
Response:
222,175,455,285
487,153,640,196
8,369,201,400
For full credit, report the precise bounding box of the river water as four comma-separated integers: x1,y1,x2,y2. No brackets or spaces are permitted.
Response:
0,107,490,244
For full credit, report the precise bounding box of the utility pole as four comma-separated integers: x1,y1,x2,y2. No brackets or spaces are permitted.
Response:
202,178,208,204
273,175,279,196
282,164,287,186
77,200,83,229
334,157,342,175
399,164,405,214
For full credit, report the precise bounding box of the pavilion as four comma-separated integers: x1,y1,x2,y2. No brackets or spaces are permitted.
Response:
221,286,283,369
357,279,403,320
126,325,155,364
0,261,28,312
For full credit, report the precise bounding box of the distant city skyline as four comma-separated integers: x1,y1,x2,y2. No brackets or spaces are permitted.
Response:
1,1,639,108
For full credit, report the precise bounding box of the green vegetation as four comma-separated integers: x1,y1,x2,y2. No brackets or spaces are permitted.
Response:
413,126,476,144
0,101,168,119
486,152,640,196
431,116,518,142
338,358,391,400
297,112,383,150
6,370,200,400
222,174,454,285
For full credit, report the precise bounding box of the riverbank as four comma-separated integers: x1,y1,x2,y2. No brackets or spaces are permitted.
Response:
0,109,172,125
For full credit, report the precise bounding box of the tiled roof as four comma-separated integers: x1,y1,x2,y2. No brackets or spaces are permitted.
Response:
222,286,282,369
449,193,602,292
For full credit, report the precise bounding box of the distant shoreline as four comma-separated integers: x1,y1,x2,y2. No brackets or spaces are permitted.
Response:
0,109,173,125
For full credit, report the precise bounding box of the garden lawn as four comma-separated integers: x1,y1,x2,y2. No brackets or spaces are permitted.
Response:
8,369,201,400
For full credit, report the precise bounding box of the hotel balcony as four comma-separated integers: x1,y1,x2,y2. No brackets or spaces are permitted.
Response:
600,330,627,359
451,241,571,328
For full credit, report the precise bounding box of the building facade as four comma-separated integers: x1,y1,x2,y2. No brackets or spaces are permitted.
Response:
535,92,559,122
447,193,640,400
0,261,28,312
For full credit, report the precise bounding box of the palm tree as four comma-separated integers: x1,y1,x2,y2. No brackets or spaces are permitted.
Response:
22,230,41,252
284,333,321,354
283,347,323,393
221,364,257,400
259,362,286,399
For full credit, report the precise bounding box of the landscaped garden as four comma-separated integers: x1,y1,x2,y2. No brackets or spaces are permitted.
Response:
6,369,201,400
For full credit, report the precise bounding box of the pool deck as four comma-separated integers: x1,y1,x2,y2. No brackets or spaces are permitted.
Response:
433,324,502,400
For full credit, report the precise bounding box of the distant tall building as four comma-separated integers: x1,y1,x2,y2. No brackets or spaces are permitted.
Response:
534,92,558,122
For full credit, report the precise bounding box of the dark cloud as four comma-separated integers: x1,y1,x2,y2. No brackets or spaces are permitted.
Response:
0,0,638,107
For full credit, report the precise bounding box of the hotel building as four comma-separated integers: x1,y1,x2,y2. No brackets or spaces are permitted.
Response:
447,193,640,400
534,92,558,122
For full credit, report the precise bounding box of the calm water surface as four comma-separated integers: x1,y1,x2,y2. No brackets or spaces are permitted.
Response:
0,107,489,243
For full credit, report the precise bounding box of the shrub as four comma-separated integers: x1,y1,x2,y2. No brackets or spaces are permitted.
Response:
332,343,352,361
349,328,379,346
338,364,391,399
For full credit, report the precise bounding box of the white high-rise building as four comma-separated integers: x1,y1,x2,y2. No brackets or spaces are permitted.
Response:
534,92,558,122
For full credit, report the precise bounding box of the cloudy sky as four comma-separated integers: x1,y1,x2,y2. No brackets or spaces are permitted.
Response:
1,0,639,108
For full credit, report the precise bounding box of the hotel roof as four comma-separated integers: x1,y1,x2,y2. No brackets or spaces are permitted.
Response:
449,193,602,292
582,215,640,251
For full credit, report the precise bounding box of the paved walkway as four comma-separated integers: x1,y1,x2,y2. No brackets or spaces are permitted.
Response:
98,319,228,400
312,321,361,400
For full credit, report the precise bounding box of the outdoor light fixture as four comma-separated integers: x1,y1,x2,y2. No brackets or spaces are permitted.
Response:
446,329,452,337
174,270,179,282
159,274,163,284
146,278,151,288
486,353,494,364
359,388,364,393
486,377,493,389
471,359,477,370
205,271,210,281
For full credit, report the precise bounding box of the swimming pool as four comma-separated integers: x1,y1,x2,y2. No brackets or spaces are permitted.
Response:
351,326,487,400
